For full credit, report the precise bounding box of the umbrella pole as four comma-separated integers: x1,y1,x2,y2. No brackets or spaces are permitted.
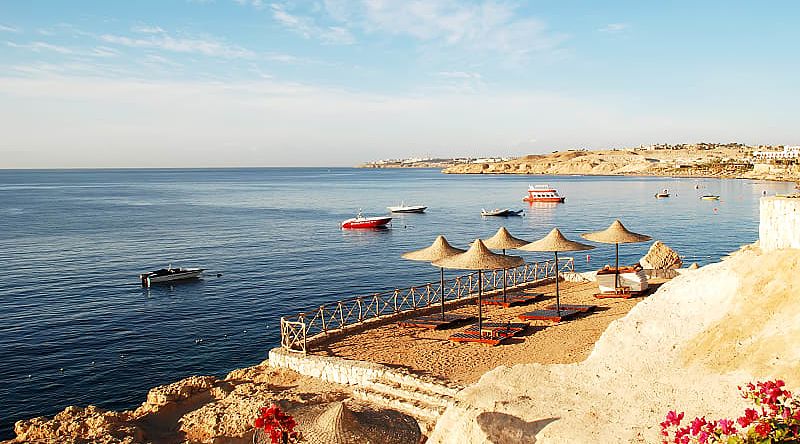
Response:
502,248,507,304
440,268,446,320
554,251,560,315
478,270,483,333
615,243,620,289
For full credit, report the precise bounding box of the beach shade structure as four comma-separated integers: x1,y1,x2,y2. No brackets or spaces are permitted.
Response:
581,220,652,294
280,401,421,444
517,228,595,322
433,239,524,335
479,227,529,305
400,235,465,323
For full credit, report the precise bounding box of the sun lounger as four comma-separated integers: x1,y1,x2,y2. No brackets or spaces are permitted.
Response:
544,303,596,312
594,286,637,299
397,313,474,329
463,322,527,338
481,293,542,308
519,309,582,322
448,331,507,345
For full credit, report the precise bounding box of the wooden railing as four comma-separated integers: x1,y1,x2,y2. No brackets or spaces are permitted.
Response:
280,258,574,353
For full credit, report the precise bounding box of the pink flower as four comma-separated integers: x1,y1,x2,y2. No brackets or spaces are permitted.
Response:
717,418,736,435
690,417,707,435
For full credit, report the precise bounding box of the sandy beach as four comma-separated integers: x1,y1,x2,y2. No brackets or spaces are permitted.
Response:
311,280,662,384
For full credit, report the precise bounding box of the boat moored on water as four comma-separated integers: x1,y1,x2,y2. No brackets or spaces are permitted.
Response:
523,184,566,203
140,266,204,287
700,195,720,200
481,208,523,217
655,189,670,198
387,202,427,213
341,210,392,229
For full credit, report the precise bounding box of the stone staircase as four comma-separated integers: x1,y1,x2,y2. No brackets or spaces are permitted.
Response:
352,374,458,433
269,347,461,434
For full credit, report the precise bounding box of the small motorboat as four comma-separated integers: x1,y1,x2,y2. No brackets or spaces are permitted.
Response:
523,184,565,203
655,189,670,198
700,195,720,200
140,265,204,287
341,210,392,229
387,202,427,213
481,208,523,217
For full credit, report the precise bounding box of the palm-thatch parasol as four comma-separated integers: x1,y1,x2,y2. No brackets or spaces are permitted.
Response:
479,227,529,303
581,220,651,289
517,228,594,314
433,239,523,333
272,401,420,444
401,236,465,319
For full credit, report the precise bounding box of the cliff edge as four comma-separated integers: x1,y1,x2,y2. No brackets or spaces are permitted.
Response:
427,243,800,443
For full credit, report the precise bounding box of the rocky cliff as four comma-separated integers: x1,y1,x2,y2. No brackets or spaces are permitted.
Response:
427,244,800,443
441,148,800,182
6,364,416,444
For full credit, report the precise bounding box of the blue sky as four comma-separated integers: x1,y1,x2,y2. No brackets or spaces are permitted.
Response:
0,1,798,168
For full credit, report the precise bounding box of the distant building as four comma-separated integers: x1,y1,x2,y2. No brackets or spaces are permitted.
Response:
752,146,800,161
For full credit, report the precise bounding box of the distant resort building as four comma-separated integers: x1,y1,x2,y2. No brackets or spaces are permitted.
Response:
752,146,800,161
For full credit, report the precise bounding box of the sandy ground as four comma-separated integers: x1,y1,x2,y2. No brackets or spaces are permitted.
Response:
312,280,662,384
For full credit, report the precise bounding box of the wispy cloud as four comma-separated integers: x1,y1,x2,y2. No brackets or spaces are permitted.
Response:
322,0,564,59
0,24,20,33
6,41,75,54
599,23,628,33
100,32,256,58
132,25,166,34
436,71,482,79
235,0,266,9
271,3,355,45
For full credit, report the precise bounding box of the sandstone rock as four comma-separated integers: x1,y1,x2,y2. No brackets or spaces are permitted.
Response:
13,405,143,444
639,240,682,269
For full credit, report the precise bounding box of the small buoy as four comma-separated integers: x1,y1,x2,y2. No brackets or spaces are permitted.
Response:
27,374,32,379
586,254,591,262
217,273,222,277
91,361,95,366
243,330,247,333
59,368,64,373
119,354,126,359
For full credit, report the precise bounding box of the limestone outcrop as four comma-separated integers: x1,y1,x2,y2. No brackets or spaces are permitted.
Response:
7,364,418,444
639,240,682,269
427,245,800,443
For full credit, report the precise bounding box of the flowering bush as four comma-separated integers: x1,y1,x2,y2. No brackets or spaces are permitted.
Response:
661,380,800,443
254,404,300,444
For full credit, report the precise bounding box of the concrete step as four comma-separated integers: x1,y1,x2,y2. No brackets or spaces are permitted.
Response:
362,379,453,410
352,387,443,422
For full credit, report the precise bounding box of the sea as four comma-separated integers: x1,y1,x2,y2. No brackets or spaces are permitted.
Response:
0,168,794,438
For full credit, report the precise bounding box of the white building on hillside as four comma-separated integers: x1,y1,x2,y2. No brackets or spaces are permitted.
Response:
752,146,800,161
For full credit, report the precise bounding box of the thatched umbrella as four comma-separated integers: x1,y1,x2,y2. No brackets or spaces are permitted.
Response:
480,227,529,303
271,401,420,444
433,239,523,333
581,220,651,289
401,236,465,319
517,228,594,314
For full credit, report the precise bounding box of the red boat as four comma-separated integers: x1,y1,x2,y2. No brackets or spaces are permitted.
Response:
523,184,565,203
341,211,392,229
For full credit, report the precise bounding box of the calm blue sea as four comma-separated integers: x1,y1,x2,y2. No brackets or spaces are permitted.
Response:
0,168,793,438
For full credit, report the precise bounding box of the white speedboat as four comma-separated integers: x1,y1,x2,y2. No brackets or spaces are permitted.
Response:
481,208,523,217
140,265,204,287
387,202,427,213
700,195,720,200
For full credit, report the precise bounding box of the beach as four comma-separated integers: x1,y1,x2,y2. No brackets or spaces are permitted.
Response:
311,280,660,384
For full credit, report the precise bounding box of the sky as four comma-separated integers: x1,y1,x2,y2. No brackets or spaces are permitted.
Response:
0,1,798,168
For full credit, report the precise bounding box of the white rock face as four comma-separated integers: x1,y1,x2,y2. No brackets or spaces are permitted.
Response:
760,197,800,251
428,246,800,443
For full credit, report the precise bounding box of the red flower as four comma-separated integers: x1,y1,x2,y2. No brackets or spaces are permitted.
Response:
737,408,759,428
754,421,772,437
